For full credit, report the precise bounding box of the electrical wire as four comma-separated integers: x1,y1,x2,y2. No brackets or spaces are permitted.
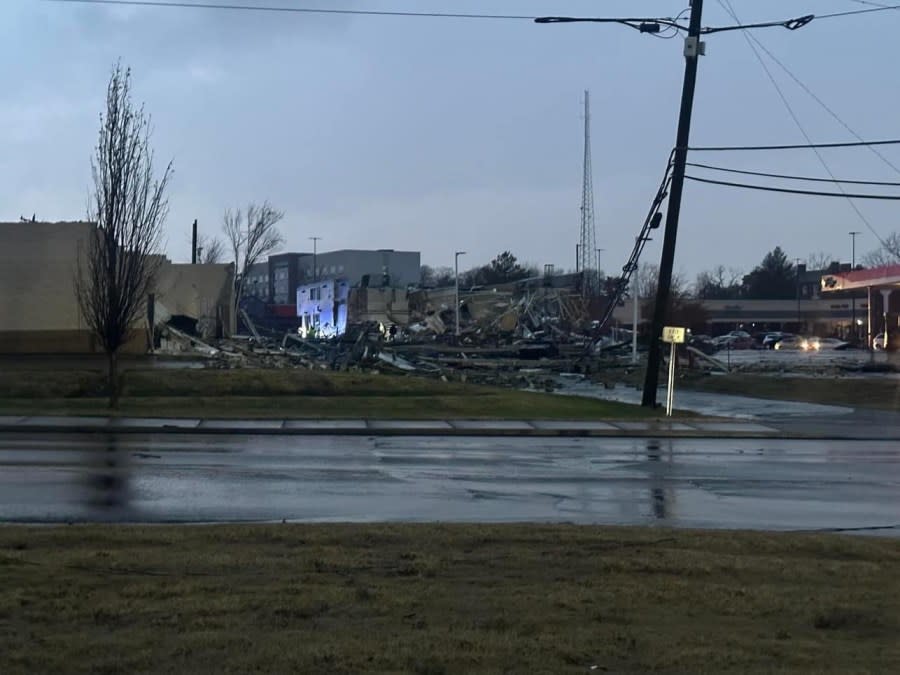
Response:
718,0,890,249
848,0,897,8
685,175,900,199
41,0,537,20
686,162,900,186
595,150,675,333
688,138,900,152
815,3,900,19
648,6,690,40
728,17,900,178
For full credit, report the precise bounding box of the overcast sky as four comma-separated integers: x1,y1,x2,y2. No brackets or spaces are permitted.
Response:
2,0,899,278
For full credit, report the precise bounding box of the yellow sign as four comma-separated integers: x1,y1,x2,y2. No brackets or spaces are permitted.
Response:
662,326,686,344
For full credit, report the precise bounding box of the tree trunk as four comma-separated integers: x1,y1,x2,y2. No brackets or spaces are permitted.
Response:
108,350,119,410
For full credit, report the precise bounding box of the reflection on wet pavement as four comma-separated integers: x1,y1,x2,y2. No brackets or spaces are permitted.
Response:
0,433,897,533
559,381,856,419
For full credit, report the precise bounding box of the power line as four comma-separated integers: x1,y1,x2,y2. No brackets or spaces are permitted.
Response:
536,12,813,34
816,3,900,19
688,138,900,152
718,0,889,248
728,14,900,177
41,0,536,20
685,175,900,200
848,1,898,9
686,162,900,186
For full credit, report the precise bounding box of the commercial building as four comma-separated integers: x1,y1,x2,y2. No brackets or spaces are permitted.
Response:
821,263,900,347
241,248,421,332
0,221,234,353
296,279,350,338
243,249,420,306
609,261,873,339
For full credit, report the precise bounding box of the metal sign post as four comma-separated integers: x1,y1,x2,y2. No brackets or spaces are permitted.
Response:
661,326,686,417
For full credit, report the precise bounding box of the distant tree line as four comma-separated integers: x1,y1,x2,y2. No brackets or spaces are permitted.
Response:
419,251,538,288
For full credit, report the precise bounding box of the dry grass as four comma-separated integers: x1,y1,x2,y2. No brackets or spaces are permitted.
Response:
0,368,653,420
684,374,900,411
0,524,897,674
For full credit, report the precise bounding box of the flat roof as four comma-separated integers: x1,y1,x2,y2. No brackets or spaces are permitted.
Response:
821,264,900,291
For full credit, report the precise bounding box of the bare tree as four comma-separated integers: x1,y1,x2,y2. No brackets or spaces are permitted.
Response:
223,202,284,310
862,232,900,268
806,251,835,271
75,63,172,409
197,234,225,264
693,264,742,299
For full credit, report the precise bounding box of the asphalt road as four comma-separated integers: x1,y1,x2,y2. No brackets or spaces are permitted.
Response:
1,432,897,533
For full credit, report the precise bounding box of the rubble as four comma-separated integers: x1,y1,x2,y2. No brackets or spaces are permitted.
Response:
153,269,895,391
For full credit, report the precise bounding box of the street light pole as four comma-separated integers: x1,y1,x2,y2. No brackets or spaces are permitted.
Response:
455,251,466,339
795,257,803,332
849,231,860,341
641,0,705,408
596,248,605,294
309,236,321,283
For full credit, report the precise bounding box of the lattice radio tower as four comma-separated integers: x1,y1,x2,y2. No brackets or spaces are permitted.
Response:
579,90,597,296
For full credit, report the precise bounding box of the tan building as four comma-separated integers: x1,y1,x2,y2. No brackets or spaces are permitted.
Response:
0,221,234,353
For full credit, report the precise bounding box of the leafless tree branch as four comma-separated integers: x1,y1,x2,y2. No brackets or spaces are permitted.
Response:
223,201,284,310
75,62,172,408
197,234,225,264
862,232,900,268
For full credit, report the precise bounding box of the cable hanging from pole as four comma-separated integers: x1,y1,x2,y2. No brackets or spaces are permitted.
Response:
686,162,900,187
685,175,900,200
593,150,675,338
718,0,892,250
688,138,900,152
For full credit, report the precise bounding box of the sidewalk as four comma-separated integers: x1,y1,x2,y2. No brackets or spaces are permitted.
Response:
1,414,898,439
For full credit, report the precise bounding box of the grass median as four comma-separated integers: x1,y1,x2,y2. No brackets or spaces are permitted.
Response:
1,523,897,673
0,368,651,420
683,373,900,411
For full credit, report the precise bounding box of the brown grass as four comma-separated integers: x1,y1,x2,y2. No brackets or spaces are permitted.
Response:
683,373,900,411
0,368,654,420
0,524,898,674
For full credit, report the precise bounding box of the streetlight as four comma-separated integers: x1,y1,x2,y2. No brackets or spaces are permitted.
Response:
596,247,605,294
309,236,321,282
849,231,860,341
454,251,466,339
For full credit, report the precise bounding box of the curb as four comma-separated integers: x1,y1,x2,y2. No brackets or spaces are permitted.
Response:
0,422,897,441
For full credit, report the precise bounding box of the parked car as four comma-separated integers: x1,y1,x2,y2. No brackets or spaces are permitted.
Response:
874,333,886,350
774,336,815,351
814,337,850,350
688,334,717,355
762,332,792,350
714,334,756,350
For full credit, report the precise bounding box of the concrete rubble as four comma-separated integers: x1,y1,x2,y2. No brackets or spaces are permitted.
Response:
153,275,898,390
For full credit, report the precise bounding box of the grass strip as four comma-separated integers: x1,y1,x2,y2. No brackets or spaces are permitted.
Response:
1,523,897,673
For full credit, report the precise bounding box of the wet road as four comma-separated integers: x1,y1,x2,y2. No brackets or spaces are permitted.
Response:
1,433,898,533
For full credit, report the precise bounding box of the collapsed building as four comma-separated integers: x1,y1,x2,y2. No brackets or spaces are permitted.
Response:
0,221,234,354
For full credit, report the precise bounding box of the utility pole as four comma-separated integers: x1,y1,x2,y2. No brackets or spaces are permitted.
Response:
849,231,860,341
191,219,198,264
642,0,705,407
795,257,803,332
455,251,466,339
309,236,321,282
